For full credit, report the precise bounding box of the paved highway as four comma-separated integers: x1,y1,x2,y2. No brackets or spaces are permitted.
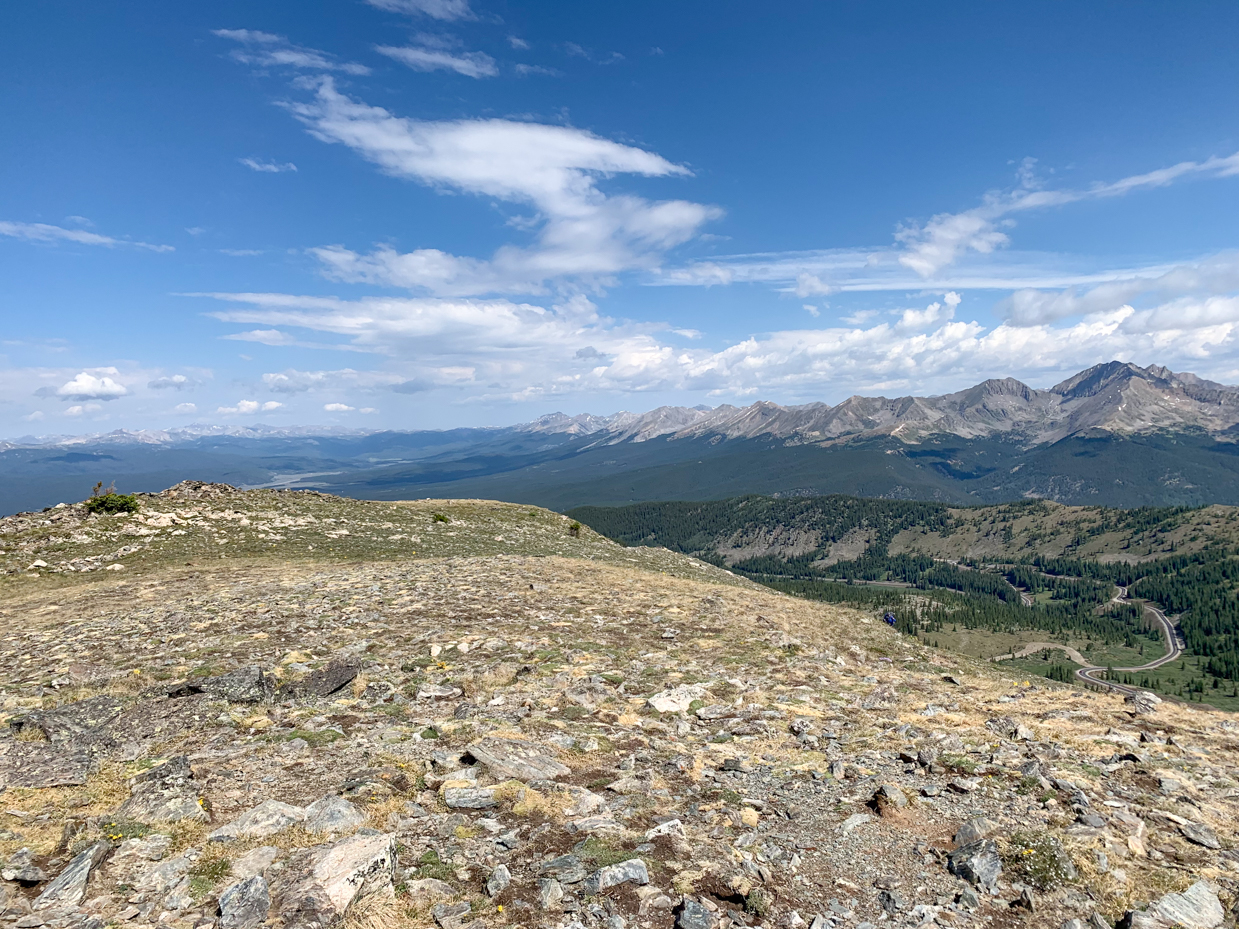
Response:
1074,585,1184,696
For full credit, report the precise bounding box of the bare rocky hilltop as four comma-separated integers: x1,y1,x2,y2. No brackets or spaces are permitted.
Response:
2,483,1238,929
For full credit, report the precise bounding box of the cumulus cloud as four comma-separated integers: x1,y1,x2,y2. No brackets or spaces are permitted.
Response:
173,402,197,415
287,80,720,295
376,44,497,78
63,403,102,417
198,288,1239,402
366,0,473,20
261,368,405,393
0,220,172,252
217,399,283,415
56,371,128,401
212,28,370,75
323,402,355,411
239,157,297,173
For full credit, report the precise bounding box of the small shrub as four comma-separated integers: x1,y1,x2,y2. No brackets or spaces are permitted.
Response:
85,481,139,515
1002,831,1078,890
568,521,582,538
432,513,450,523
97,818,151,842
745,889,771,917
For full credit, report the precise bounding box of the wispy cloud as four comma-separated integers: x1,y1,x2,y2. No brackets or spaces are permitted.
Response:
896,152,1239,278
239,157,297,173
212,29,370,75
217,399,283,415
366,0,474,21
286,79,719,296
514,63,560,77
376,44,497,78
0,220,173,252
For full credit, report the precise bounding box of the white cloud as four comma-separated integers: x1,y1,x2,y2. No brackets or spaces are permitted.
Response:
239,157,297,173
212,28,370,75
221,248,265,257
366,0,474,20
173,402,197,415
793,273,836,298
22,411,44,422
360,407,378,413
261,368,406,393
514,63,560,77
0,220,172,252
287,80,719,295
56,371,128,401
508,36,530,50
376,44,497,78
217,399,283,415
1000,250,1239,326
324,402,355,411
896,151,1239,279
64,403,101,417
149,374,191,390
197,288,1239,402
802,304,820,318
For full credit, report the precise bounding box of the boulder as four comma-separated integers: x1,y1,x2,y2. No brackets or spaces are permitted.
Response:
647,685,707,714
210,799,306,842
202,667,274,704
32,842,109,911
116,755,207,823
219,875,270,929
947,840,1002,895
485,864,510,897
279,833,396,928
583,859,649,894
1117,881,1224,929
304,795,366,835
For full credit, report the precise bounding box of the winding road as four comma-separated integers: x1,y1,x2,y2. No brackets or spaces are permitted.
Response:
1073,585,1185,695
996,584,1184,696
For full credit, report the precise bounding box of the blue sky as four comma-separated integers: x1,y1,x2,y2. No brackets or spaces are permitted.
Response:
4,0,1239,435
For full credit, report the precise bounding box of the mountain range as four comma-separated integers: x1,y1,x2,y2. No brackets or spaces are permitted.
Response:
7,361,1239,515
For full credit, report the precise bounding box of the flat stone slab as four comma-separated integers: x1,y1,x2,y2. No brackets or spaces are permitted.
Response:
0,741,93,789
9,695,122,747
210,799,306,842
467,737,570,782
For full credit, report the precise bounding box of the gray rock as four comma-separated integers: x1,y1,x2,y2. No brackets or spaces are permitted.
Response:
202,667,274,704
467,737,570,781
539,854,587,884
1117,880,1224,929
417,684,464,700
32,842,108,911
209,799,306,842
134,853,192,894
279,832,396,928
230,846,279,881
538,878,564,910
2,848,47,884
0,742,93,789
1124,691,1162,715
1179,822,1221,849
583,859,649,894
9,696,122,746
947,840,1002,895
872,784,907,815
443,787,497,809
676,899,715,929
116,755,207,824
485,864,510,897
219,875,270,929
433,900,473,929
304,795,366,834
406,878,456,904
954,816,998,847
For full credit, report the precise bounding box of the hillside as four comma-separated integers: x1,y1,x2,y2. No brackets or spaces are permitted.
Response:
14,363,1239,516
2,483,1237,929
569,496,1239,709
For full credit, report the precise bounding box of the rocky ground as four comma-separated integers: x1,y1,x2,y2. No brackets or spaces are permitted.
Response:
1,483,1237,929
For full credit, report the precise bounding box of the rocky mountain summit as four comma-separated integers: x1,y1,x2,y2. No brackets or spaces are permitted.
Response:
2,484,1239,929
532,361,1239,448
